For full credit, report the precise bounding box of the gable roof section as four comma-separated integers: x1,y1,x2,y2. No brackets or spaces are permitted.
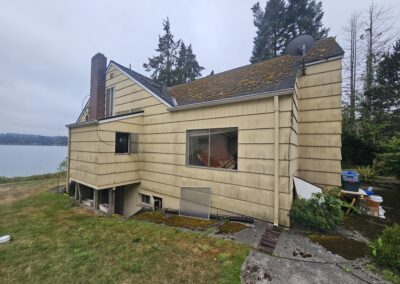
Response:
109,37,343,109
168,55,298,105
108,61,174,107
168,37,343,106
304,37,344,64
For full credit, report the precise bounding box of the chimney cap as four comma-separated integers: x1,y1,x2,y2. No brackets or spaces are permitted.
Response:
92,53,106,60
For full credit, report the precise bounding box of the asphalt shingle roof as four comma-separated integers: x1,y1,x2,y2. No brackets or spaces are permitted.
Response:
112,37,343,107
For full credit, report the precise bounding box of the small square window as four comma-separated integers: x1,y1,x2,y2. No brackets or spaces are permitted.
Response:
141,194,151,204
115,132,130,154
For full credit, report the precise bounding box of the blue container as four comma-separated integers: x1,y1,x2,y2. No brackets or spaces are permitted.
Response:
341,171,360,192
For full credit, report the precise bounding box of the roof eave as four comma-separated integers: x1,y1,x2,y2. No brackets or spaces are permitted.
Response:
304,54,344,67
66,120,98,129
167,88,294,112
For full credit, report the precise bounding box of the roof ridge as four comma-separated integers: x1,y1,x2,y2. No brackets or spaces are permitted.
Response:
169,54,297,90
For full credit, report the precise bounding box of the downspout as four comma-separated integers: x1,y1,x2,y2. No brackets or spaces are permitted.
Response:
273,95,280,226
66,127,71,193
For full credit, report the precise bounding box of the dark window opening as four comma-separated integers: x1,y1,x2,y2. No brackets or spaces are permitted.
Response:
99,190,109,204
115,132,130,153
141,194,151,204
187,128,238,170
154,196,163,210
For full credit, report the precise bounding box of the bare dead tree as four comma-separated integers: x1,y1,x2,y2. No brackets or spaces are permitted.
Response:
360,2,399,116
343,12,363,123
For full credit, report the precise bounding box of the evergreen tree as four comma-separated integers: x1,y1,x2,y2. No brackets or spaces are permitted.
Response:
285,0,329,45
250,0,329,63
174,42,204,84
368,39,400,138
143,18,180,87
250,0,286,63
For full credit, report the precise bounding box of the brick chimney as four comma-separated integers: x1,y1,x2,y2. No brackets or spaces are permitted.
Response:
88,53,107,120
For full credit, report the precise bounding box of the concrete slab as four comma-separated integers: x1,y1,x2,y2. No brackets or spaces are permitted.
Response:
242,250,364,284
241,229,389,284
208,220,268,248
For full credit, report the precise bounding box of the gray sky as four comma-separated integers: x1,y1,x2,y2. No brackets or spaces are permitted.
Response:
0,0,399,136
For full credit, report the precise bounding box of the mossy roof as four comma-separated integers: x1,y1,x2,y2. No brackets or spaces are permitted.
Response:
114,37,343,107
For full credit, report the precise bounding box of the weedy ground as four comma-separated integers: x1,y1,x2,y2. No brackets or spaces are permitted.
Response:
0,179,250,283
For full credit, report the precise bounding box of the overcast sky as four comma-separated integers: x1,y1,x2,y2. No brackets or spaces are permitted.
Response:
0,0,399,136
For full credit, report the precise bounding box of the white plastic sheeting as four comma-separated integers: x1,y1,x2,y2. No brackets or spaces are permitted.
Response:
293,177,322,200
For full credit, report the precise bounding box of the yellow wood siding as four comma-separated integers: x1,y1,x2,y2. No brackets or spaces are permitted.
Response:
69,115,143,189
68,58,342,227
296,59,342,187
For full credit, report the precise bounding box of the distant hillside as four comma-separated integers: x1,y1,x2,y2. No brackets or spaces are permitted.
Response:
0,133,68,146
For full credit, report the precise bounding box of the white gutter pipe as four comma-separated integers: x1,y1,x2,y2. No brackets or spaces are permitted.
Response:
273,95,280,226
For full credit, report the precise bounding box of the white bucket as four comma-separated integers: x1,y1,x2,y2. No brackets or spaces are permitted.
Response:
369,195,383,203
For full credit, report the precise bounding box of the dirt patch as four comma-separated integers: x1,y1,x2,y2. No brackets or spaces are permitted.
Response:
308,234,368,260
0,179,58,205
292,248,312,258
217,222,248,234
132,211,166,224
133,211,216,230
164,215,216,230
343,215,390,240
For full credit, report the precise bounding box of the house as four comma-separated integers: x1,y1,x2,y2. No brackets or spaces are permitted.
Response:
66,36,344,227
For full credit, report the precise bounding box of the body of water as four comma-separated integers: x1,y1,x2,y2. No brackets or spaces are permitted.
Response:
0,145,67,177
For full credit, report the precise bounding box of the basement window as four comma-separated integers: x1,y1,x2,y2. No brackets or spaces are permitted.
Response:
153,196,163,210
141,194,151,204
187,128,238,170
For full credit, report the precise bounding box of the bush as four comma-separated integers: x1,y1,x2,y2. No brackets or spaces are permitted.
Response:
377,135,400,178
342,132,377,167
369,224,400,271
290,193,343,232
356,166,377,183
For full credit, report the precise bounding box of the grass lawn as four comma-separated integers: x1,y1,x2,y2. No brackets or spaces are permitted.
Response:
0,179,250,283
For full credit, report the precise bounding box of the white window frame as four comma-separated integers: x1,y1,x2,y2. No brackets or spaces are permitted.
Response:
105,87,114,117
141,194,151,205
186,127,238,170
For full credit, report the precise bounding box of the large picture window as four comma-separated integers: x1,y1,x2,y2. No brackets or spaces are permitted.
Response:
187,128,238,170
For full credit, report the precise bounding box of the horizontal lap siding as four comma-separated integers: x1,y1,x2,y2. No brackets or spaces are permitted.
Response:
68,110,143,189
136,92,293,226
69,66,296,225
96,116,143,188
297,59,342,187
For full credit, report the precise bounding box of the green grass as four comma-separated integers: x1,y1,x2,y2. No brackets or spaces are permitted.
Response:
0,181,250,283
367,264,400,284
0,172,62,184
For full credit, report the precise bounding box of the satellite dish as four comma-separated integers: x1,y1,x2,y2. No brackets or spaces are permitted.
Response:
285,34,315,56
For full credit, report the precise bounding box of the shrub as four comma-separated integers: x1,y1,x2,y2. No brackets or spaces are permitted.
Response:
356,166,377,183
369,224,400,271
377,135,400,178
290,193,343,232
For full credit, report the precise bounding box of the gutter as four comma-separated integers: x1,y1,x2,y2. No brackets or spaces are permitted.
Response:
66,127,71,192
273,95,280,226
167,88,294,112
304,55,343,67
66,111,144,129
